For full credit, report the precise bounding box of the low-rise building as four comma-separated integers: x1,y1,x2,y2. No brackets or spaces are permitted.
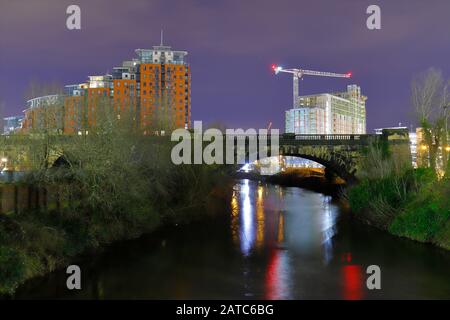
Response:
3,115,24,134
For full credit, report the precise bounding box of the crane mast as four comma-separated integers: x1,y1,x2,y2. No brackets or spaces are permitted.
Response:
272,65,351,108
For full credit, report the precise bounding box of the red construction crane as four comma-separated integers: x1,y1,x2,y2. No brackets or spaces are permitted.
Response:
272,65,351,108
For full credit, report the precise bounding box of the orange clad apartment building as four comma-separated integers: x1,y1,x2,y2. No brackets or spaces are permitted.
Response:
22,41,191,134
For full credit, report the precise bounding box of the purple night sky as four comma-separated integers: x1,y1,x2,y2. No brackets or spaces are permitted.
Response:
1,0,450,132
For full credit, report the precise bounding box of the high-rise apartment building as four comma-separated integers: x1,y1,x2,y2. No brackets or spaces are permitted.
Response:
285,85,366,134
22,40,191,134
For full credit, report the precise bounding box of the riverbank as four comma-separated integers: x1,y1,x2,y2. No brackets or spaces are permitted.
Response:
347,168,450,250
0,166,233,296
236,169,450,251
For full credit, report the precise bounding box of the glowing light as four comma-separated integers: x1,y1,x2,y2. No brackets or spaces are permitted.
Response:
321,197,338,264
446,146,450,152
230,191,239,244
421,145,428,151
257,186,263,200
341,265,363,300
256,186,265,250
346,72,352,78
272,65,282,74
265,250,292,299
241,163,251,173
240,180,255,256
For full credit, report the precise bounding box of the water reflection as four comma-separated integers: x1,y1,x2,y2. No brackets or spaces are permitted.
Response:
256,185,265,250
231,180,338,299
341,265,363,300
240,180,255,256
14,179,450,300
232,180,340,260
265,250,292,299
321,196,338,264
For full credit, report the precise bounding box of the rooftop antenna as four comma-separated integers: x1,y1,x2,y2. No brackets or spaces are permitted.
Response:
160,29,164,46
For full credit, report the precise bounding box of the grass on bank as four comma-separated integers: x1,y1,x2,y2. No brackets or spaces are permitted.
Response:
347,144,450,250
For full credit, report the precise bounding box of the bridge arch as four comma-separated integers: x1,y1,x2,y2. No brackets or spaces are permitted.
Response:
243,144,360,184
280,152,357,183
52,155,71,168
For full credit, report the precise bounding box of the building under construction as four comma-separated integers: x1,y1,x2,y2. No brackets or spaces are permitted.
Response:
285,85,367,134
272,64,366,135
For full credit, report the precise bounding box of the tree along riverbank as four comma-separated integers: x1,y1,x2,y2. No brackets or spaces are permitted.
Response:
0,111,236,295
0,168,233,296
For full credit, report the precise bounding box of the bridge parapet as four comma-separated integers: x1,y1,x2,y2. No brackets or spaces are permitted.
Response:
280,133,380,146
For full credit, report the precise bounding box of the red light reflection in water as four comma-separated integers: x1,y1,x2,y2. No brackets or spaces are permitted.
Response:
341,252,352,263
341,265,364,300
265,250,280,300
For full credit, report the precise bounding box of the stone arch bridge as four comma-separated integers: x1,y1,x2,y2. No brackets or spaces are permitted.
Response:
228,128,411,183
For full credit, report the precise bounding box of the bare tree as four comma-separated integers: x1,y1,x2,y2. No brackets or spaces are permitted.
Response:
411,68,450,174
23,81,65,169
149,90,176,135
0,98,4,134
24,80,64,102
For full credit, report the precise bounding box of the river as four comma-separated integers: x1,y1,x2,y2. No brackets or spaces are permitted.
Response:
14,179,450,299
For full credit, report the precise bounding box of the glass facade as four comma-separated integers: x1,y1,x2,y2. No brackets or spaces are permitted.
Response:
285,85,366,134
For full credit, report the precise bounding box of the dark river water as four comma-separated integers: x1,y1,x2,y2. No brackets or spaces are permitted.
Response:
14,179,450,299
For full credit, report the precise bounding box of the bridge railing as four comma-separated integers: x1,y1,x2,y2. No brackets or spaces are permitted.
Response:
291,134,362,140
280,133,379,146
